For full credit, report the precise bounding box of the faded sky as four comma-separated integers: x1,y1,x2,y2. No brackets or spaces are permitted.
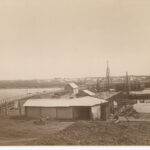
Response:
0,0,150,79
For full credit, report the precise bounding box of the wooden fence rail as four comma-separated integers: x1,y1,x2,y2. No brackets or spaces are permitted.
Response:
0,90,52,116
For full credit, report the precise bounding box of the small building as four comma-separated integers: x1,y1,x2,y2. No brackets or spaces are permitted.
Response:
64,82,79,94
97,91,123,114
23,96,109,120
64,82,79,96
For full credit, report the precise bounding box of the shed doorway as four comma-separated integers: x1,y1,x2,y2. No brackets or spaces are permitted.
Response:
79,107,91,120
73,107,91,120
101,104,107,121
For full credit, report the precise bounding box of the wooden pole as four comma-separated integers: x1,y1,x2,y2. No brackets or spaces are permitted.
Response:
0,100,1,115
5,100,8,116
18,100,21,117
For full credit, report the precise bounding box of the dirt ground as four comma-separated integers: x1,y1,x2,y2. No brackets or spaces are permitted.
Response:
0,117,74,145
1,115,150,146
29,120,150,146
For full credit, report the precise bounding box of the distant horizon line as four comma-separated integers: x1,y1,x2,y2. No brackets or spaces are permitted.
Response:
0,74,149,81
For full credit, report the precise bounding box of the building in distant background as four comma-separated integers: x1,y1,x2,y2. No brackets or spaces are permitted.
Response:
64,82,79,97
96,74,145,92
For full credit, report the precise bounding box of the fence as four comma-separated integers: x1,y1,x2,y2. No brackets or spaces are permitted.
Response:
0,90,52,116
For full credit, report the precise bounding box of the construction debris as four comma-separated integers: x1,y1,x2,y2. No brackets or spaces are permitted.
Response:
119,105,139,118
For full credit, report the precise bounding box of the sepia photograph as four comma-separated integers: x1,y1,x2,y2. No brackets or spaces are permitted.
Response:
0,0,150,147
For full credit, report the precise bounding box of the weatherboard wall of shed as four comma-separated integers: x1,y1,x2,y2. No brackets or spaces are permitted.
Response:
41,107,56,118
64,85,72,91
25,107,41,118
64,84,79,95
56,107,73,119
25,107,73,119
91,105,101,120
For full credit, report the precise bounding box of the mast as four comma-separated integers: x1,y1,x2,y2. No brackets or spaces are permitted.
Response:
125,72,130,97
106,61,110,91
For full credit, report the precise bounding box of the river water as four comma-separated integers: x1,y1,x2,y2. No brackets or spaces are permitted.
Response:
0,88,62,101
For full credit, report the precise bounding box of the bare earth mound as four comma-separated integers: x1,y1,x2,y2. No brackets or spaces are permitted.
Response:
29,121,150,145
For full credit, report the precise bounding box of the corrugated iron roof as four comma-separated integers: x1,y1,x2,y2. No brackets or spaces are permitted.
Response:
97,92,121,100
83,90,95,96
23,96,108,107
67,82,78,88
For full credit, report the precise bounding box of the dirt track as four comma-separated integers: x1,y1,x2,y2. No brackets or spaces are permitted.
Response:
0,117,74,145
0,137,37,145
